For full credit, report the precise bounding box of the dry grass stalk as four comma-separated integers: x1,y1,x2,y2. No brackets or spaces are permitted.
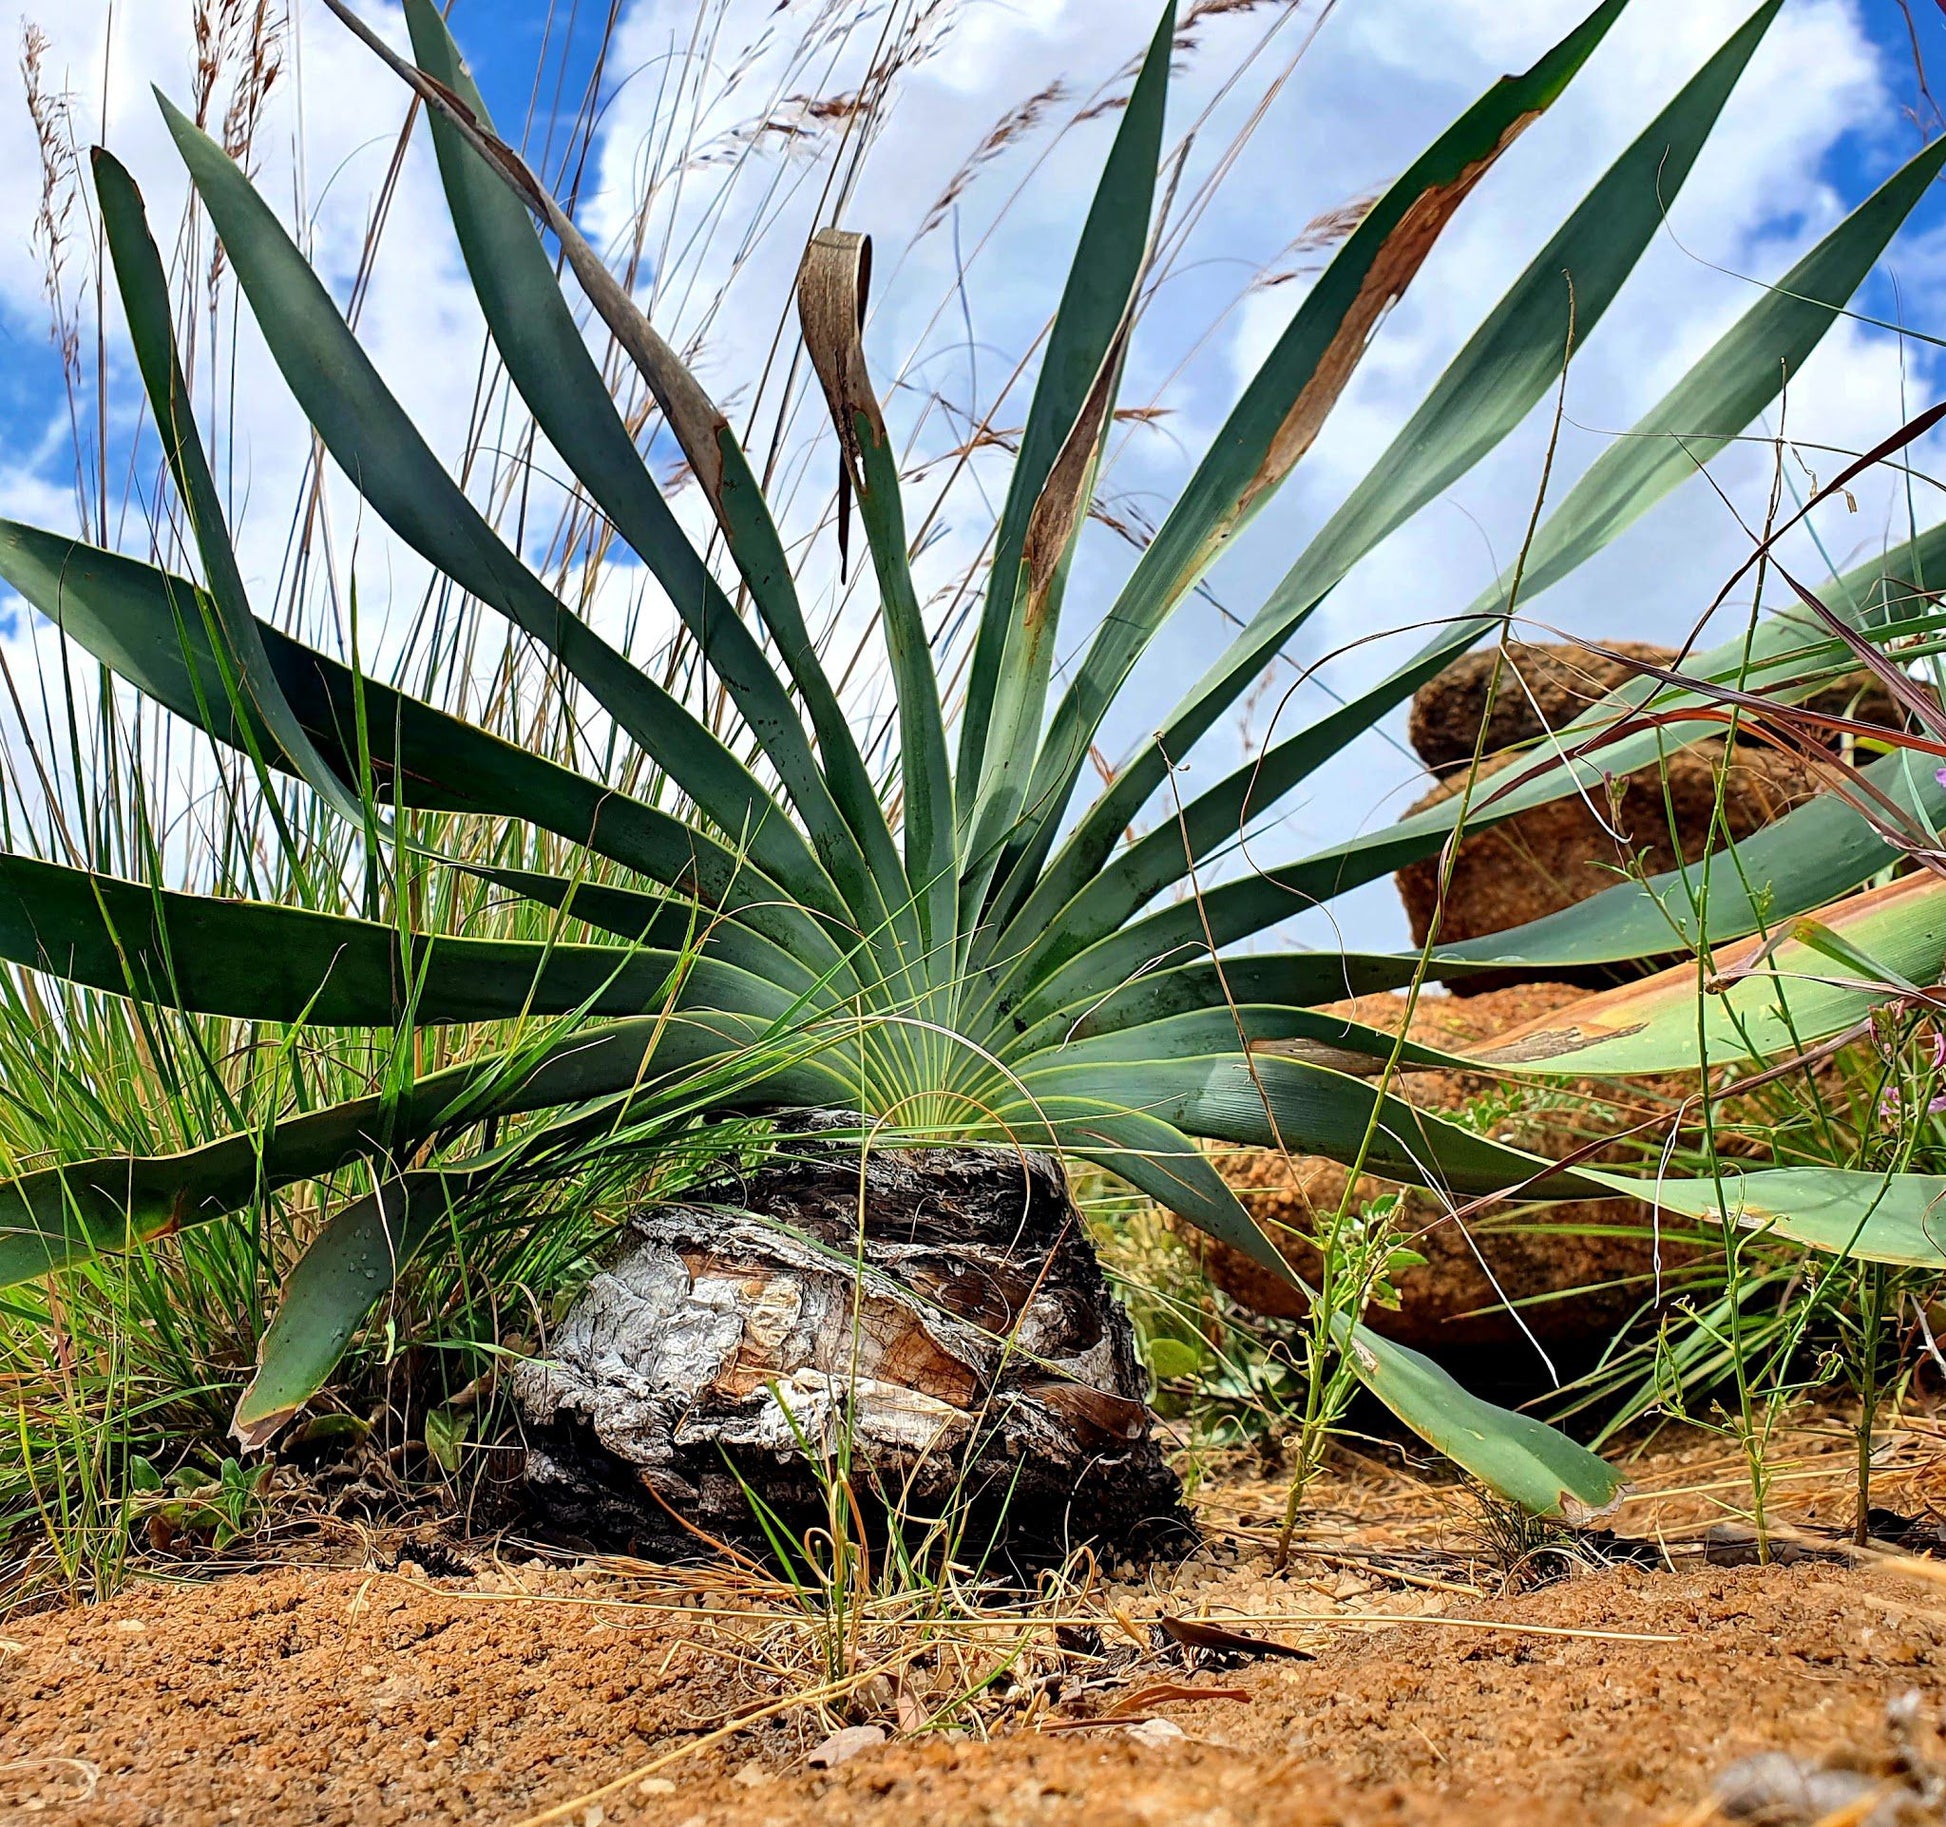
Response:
19,25,89,538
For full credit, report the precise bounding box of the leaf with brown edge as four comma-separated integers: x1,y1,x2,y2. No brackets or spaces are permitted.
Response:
1232,121,1534,531
1020,312,1133,635
319,0,917,944
793,225,956,932
318,0,726,500
995,0,1629,932
796,227,880,578
1464,870,1946,1077
960,299,1137,882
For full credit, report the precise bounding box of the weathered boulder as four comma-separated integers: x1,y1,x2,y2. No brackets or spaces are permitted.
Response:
1188,984,1703,1370
1408,640,1674,774
1395,738,1819,981
1407,638,1900,776
1397,640,1900,988
514,1119,1189,1563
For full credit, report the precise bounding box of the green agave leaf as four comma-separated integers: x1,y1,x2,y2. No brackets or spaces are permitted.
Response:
1029,0,1626,770
321,0,912,945
397,0,873,899
1001,1,1779,945
92,148,374,838
997,953,1473,1051
1002,644,1946,1040
157,93,845,922
0,522,855,974
1344,1324,1628,1521
1583,1166,1946,1267
1046,1098,1623,1520
1011,1053,1605,1200
1431,740,1946,972
960,10,1175,917
1000,143,1946,988
1013,1004,1453,1075
232,1169,466,1449
0,852,801,1028
456,864,825,995
0,1008,848,1288
1005,733,1946,1053
797,228,956,946
1469,871,1946,1077
957,0,1175,823
1011,868,1946,1085
992,0,1627,928
237,993,921,1449
1041,1099,1294,1277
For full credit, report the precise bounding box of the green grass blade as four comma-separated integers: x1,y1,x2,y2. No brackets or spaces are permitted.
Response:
0,1009,850,1288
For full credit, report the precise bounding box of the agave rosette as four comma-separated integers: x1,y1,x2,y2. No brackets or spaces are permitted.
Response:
3,0,1945,1515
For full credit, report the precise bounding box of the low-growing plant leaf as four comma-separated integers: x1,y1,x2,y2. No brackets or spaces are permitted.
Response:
233,1170,467,1450
1582,1166,1946,1268
1468,872,1946,1076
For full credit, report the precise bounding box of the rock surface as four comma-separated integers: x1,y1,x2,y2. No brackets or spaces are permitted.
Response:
1397,640,1902,989
1407,640,1674,774
1188,984,1700,1371
1394,739,1819,983
1407,638,1900,775
514,1118,1189,1561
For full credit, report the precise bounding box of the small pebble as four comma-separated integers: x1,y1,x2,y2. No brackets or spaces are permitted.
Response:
1121,1719,1187,1749
1713,1751,1906,1824
637,1777,676,1797
807,1725,887,1769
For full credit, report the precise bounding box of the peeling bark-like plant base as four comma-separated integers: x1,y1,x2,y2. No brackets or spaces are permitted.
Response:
513,1121,1191,1566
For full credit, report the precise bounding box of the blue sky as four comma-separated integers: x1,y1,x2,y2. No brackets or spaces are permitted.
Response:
0,0,1941,949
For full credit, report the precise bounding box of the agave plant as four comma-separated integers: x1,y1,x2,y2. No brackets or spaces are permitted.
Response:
5,0,1946,1520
